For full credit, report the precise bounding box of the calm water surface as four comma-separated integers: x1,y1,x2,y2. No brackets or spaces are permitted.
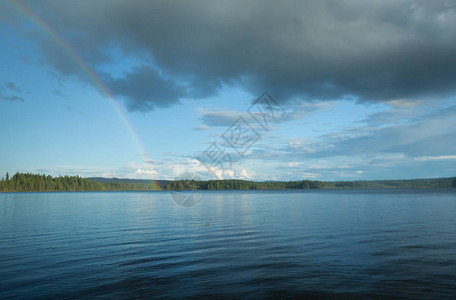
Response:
1,189,456,299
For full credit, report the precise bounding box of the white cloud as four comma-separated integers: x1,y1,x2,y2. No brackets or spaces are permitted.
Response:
387,99,422,108
237,169,252,179
193,125,211,131
415,155,456,161
135,168,159,176
100,172,122,178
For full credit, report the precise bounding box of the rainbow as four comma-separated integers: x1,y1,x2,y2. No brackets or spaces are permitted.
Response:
150,179,163,191
9,0,159,181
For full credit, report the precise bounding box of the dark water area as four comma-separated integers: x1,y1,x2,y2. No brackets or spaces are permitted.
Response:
1,189,456,299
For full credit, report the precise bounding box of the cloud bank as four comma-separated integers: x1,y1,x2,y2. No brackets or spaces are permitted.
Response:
3,0,456,110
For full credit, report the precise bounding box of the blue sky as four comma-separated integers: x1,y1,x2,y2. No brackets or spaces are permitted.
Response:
1,0,456,181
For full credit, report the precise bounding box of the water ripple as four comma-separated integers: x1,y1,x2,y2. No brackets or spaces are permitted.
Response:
1,189,456,299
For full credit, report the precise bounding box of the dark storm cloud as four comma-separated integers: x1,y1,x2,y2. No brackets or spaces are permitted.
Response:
0,82,24,101
52,89,65,97
7,0,456,110
104,65,186,111
199,110,244,127
5,82,21,92
0,95,24,102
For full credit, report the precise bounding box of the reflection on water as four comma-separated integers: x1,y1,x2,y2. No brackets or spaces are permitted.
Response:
1,189,456,299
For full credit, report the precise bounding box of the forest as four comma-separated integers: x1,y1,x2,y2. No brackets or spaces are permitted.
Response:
0,172,160,192
164,178,456,190
1,172,455,192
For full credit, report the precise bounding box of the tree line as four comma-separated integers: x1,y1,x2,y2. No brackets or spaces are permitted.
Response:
0,172,160,192
1,172,455,192
164,178,456,190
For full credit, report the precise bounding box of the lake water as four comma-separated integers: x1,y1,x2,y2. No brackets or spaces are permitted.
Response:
1,189,456,299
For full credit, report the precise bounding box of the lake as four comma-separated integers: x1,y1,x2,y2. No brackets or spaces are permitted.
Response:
1,189,456,299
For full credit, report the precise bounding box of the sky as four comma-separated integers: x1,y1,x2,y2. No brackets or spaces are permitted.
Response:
1,0,456,181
